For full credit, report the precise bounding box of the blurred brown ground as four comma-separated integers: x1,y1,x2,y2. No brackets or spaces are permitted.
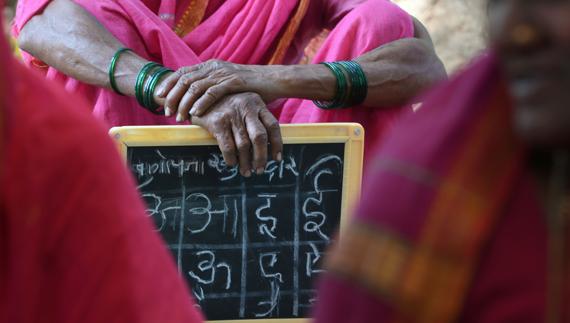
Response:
393,0,487,73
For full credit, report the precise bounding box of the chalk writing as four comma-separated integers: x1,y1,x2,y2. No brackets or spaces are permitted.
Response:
265,156,300,182
132,149,205,178
259,252,284,283
188,250,232,290
129,144,345,320
208,153,239,181
256,194,278,239
256,280,281,318
305,243,325,277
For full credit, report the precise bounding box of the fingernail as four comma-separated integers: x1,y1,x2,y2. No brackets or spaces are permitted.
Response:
165,108,171,117
244,170,252,177
157,89,164,97
276,152,282,161
176,114,183,123
189,107,196,116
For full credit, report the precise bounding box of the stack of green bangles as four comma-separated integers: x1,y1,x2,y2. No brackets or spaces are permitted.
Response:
313,60,368,110
135,62,172,114
108,47,173,115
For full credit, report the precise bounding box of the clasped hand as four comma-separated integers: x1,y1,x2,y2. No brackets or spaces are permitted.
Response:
155,60,282,177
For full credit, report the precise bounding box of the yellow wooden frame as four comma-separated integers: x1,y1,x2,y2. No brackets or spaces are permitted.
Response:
109,123,364,323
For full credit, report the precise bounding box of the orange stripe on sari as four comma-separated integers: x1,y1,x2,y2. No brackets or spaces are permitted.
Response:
394,83,524,322
318,55,531,323
267,0,310,65
174,0,210,38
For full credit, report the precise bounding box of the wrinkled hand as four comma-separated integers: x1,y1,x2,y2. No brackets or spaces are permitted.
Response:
190,92,283,177
156,59,274,121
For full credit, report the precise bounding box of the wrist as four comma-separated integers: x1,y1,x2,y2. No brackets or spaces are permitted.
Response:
152,71,174,106
268,64,336,101
245,65,284,102
113,51,148,97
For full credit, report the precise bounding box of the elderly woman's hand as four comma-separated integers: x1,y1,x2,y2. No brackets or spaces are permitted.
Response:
156,60,275,121
190,92,283,177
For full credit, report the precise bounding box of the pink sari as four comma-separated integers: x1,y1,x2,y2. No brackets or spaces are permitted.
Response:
14,0,414,160
2,1,204,321
313,55,553,322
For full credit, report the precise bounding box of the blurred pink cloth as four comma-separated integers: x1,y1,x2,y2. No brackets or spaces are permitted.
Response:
1,2,204,321
313,55,550,323
14,0,414,161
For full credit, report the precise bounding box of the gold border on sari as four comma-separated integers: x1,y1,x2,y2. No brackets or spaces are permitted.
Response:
325,86,524,323
267,0,310,65
174,0,210,38
173,0,311,64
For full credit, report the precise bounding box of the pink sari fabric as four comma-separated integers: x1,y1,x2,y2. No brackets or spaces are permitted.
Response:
2,62,206,323
313,55,548,322
14,0,413,161
14,0,299,126
2,3,204,321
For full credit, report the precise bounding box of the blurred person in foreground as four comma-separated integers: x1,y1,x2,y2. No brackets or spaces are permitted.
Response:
0,2,203,322
313,0,570,322
2,2,11,36
2,0,18,55
14,0,445,175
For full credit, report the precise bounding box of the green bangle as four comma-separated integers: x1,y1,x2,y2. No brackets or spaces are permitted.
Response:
337,61,368,106
313,62,348,110
347,61,368,105
144,67,172,114
142,66,165,111
135,62,160,108
108,47,132,96
142,67,157,109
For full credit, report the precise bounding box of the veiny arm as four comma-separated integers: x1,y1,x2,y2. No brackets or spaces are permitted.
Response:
157,18,447,118
18,0,150,98
17,0,282,175
354,17,447,106
270,17,447,107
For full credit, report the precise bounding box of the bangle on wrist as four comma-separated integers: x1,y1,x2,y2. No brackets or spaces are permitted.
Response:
135,62,173,115
313,62,348,110
337,61,368,106
135,62,160,108
144,67,172,114
108,47,132,96
313,60,368,110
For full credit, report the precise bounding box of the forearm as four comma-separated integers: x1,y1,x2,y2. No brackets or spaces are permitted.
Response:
18,0,149,97
355,37,447,106
258,64,337,102
354,17,447,106
261,19,446,107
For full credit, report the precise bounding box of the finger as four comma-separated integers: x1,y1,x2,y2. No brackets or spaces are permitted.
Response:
244,114,269,174
259,109,283,162
192,116,238,167
156,65,198,98
232,122,253,177
155,69,183,99
165,72,207,120
190,84,230,117
217,129,239,169
177,79,215,121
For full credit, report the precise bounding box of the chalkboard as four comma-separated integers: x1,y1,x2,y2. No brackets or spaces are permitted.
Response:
110,124,364,322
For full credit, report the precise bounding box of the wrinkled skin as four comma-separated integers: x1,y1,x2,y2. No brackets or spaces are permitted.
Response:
19,0,445,174
190,92,282,177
